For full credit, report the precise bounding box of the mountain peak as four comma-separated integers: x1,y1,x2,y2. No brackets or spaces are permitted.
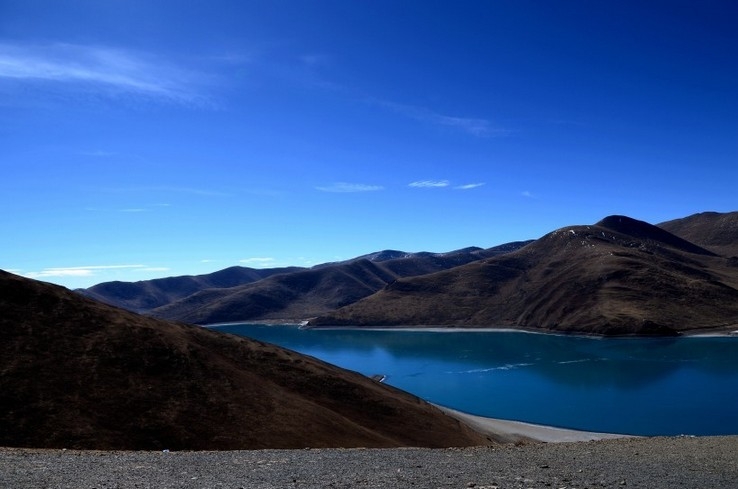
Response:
596,215,716,256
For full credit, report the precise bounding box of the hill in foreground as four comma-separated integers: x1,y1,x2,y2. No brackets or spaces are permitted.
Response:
0,270,489,450
311,215,738,335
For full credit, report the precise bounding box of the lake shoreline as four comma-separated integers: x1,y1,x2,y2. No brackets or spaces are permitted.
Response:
205,320,738,338
436,405,633,443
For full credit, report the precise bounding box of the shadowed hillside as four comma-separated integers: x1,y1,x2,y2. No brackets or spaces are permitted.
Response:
659,211,738,257
80,266,305,312
0,270,490,450
151,259,397,324
311,215,738,336
146,242,531,324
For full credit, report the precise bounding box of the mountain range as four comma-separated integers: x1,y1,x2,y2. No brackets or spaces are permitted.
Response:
312,214,738,335
83,242,531,324
80,211,738,336
0,270,488,450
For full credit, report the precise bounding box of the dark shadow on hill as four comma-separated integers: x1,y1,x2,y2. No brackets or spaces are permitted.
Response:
0,270,490,450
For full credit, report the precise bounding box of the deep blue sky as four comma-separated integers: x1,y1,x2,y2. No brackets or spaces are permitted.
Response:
2,1,736,289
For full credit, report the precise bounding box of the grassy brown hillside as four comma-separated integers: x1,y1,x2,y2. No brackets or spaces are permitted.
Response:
81,265,305,312
311,216,738,336
659,211,738,257
0,270,489,450
151,259,396,324
148,243,531,324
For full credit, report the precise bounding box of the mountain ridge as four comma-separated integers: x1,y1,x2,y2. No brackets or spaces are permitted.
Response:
658,211,738,256
80,265,306,312
310,214,738,335
76,211,738,335
81,242,532,324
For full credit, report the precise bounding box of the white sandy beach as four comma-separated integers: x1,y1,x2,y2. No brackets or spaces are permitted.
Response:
437,405,631,443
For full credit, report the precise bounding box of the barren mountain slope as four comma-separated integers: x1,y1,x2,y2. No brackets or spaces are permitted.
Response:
150,242,531,324
659,211,738,257
150,259,398,324
311,216,738,335
81,266,305,312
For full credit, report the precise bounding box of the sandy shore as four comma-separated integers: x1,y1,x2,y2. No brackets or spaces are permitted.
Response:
437,405,631,443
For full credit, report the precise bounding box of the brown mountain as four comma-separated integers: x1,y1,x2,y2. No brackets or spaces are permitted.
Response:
659,211,738,257
310,215,738,336
147,243,531,324
80,265,305,313
0,270,489,450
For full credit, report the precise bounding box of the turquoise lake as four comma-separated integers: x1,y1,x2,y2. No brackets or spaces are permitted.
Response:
212,323,738,436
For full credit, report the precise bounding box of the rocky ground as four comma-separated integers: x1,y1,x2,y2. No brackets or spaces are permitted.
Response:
2,436,737,488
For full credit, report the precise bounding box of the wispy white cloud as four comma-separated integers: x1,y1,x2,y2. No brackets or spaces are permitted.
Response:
409,180,485,190
521,190,538,199
409,180,450,189
455,183,485,190
239,257,277,267
246,50,507,138
375,100,508,138
316,182,384,193
0,42,205,104
24,264,145,279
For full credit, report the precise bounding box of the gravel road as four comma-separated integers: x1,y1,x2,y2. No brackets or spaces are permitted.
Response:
2,436,737,488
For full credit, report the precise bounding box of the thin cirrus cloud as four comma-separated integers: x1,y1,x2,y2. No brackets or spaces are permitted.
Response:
374,99,508,138
23,264,147,279
454,183,485,190
316,182,384,193
239,257,277,267
0,42,205,104
409,180,485,190
408,180,450,188
278,57,506,138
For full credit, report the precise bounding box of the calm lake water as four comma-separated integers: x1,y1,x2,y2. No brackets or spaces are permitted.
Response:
213,323,738,436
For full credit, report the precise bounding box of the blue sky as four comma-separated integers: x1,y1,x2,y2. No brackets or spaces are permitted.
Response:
1,0,736,289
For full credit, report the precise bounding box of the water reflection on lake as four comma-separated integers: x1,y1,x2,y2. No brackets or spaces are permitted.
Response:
213,323,738,436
